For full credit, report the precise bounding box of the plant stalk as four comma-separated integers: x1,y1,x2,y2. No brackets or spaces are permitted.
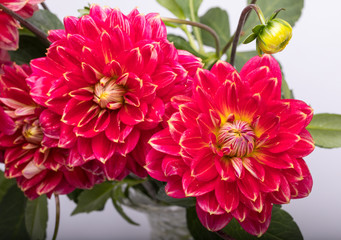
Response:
222,0,258,56
215,230,236,240
161,17,221,57
0,3,50,47
229,4,264,66
189,0,204,53
52,193,60,240
41,2,50,11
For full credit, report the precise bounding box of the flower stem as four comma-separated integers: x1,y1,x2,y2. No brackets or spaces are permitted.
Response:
181,25,199,51
222,0,258,56
229,4,265,66
41,2,50,11
161,17,220,57
215,230,236,240
189,0,204,53
0,3,50,47
52,193,60,240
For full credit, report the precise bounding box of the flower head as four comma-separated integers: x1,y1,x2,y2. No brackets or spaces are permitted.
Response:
27,5,202,180
0,0,44,51
0,64,103,199
146,55,314,236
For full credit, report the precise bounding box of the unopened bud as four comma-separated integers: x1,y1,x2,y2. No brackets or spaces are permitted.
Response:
243,8,293,56
256,18,292,54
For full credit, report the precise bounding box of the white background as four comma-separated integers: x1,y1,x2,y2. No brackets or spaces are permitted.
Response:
29,0,341,239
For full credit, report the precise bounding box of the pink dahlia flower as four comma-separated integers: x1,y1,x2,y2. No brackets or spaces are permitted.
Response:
0,0,44,51
27,5,202,180
146,55,314,236
0,64,103,199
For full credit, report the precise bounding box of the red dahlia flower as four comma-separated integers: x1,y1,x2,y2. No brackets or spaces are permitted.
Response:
27,5,202,180
146,55,314,236
0,0,44,51
0,64,103,199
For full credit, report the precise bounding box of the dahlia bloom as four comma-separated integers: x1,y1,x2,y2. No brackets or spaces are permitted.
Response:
0,0,44,51
27,5,202,180
146,55,314,236
0,64,103,199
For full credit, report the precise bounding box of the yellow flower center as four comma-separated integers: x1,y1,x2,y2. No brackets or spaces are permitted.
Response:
217,120,255,157
22,120,43,145
93,76,126,109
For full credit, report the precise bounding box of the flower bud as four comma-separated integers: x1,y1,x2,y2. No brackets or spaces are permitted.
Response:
256,18,292,54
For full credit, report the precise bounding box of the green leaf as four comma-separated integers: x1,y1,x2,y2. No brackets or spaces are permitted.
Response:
243,33,257,44
167,34,204,58
9,35,47,64
157,0,202,20
0,170,15,203
186,207,221,240
25,195,48,240
223,205,303,240
111,189,139,226
157,187,196,207
78,4,91,17
252,24,264,34
27,9,64,34
0,185,30,240
307,113,341,148
72,182,116,215
67,189,84,204
175,0,202,20
262,205,303,240
281,78,294,99
200,7,230,48
242,0,304,43
233,50,258,72
157,0,186,19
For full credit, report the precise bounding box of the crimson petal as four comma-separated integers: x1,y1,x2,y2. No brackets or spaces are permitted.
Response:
182,171,216,197
149,128,180,156
91,133,116,163
196,204,232,232
197,191,225,215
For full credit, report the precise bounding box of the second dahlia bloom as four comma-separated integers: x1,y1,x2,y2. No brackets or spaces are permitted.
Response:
0,0,44,51
146,55,314,236
0,64,103,199
27,5,202,179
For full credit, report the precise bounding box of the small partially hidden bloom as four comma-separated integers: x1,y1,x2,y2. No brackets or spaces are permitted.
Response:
0,64,104,199
145,54,314,236
0,0,44,51
27,4,202,181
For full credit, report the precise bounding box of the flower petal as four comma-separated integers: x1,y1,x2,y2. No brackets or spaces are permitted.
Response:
196,204,232,232
182,171,216,197
149,128,180,156
215,180,239,213
197,191,225,215
91,133,116,163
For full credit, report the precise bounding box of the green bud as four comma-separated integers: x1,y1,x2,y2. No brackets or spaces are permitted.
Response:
256,18,292,54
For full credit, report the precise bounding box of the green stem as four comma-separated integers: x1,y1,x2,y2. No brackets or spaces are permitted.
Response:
52,193,60,240
181,25,199,51
0,3,50,47
189,0,204,53
162,17,220,57
229,4,265,66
